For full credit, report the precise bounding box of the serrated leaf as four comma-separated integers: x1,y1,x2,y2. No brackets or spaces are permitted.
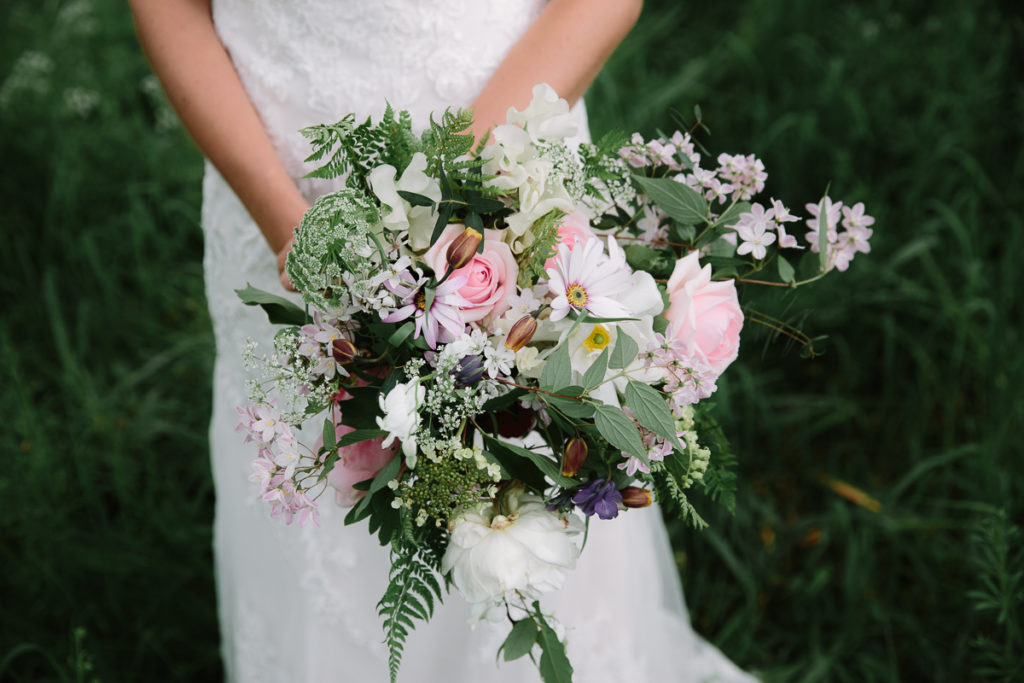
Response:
543,385,595,419
608,331,639,370
536,607,574,683
581,347,610,391
624,380,683,452
322,415,337,451
397,190,435,207
540,343,572,390
235,284,307,325
594,404,648,466
777,254,796,283
501,620,538,662
633,175,709,226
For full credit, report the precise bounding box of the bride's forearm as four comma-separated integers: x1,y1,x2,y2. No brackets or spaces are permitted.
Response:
129,0,306,257
470,0,643,141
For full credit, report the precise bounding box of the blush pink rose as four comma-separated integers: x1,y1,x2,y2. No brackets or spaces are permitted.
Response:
544,210,598,270
663,251,744,378
320,402,398,507
423,225,519,323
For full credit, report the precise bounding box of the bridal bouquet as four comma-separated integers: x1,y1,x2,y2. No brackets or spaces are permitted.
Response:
236,85,873,682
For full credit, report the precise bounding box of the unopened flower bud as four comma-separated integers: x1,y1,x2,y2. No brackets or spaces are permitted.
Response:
454,354,486,386
619,486,653,509
561,437,589,477
504,315,538,352
446,227,483,270
331,338,358,364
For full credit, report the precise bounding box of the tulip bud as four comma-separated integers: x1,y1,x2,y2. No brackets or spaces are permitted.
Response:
619,486,653,509
504,315,538,352
446,227,483,270
561,437,589,477
454,354,486,386
331,338,358,364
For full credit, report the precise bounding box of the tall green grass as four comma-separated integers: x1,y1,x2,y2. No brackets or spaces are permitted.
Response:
1,0,1021,681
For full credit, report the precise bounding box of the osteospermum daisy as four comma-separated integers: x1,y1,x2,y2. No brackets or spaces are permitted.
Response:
546,236,633,322
381,268,468,349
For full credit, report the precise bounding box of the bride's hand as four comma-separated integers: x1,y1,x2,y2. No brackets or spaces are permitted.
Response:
277,238,296,292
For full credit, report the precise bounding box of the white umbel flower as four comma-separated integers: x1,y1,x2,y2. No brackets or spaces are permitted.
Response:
441,487,584,622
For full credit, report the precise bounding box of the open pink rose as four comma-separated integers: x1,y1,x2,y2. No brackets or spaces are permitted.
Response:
663,251,744,378
320,401,398,507
423,225,518,323
544,210,598,270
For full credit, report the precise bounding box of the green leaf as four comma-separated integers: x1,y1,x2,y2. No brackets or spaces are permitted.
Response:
482,435,576,487
714,201,751,230
337,428,388,448
465,211,483,232
397,190,434,207
633,175,709,226
467,196,505,213
594,404,648,466
387,321,415,347
235,284,307,325
816,190,831,271
581,347,610,391
322,415,337,451
540,343,572,391
608,331,639,370
535,606,574,683
423,285,436,313
430,200,454,245
624,380,683,452
543,385,595,419
501,620,538,662
777,254,796,283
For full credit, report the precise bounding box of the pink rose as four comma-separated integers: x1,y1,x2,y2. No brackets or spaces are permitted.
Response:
663,251,744,378
544,210,598,270
423,225,519,323
320,403,399,507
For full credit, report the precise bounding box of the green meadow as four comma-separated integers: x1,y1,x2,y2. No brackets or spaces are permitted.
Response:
1,0,1021,681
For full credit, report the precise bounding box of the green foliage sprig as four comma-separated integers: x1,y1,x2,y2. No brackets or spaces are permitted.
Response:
516,209,564,287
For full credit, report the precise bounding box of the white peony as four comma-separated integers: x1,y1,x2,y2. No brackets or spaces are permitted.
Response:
367,152,441,251
442,488,584,622
376,379,425,465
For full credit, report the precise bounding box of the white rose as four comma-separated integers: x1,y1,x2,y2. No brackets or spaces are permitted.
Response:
377,379,425,465
441,488,583,622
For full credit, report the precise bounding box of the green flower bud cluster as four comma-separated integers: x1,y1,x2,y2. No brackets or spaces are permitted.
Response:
393,444,500,528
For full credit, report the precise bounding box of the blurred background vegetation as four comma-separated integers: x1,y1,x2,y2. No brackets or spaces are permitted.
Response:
1,0,1021,681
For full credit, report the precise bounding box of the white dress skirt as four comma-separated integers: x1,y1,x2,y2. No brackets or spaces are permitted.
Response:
202,1,758,680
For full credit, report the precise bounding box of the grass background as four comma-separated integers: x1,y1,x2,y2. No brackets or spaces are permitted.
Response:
1,0,1021,681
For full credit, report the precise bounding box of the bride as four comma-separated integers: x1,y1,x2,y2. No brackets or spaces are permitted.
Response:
130,1,757,681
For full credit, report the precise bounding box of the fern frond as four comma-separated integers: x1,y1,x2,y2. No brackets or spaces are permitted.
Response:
377,538,446,683
516,209,564,288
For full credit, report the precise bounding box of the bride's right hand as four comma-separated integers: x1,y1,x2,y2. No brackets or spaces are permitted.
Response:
277,238,297,292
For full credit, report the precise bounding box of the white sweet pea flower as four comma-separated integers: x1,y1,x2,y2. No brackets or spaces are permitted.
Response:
505,83,578,144
367,152,441,251
441,487,584,623
377,379,425,465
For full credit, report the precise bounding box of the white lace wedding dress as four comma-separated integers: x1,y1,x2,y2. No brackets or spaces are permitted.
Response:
202,1,757,681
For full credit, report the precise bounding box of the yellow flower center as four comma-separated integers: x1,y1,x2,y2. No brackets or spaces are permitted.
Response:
566,283,589,308
414,290,427,311
582,324,611,353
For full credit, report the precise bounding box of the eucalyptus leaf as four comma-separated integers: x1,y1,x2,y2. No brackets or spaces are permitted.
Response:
608,331,639,370
235,284,308,326
624,380,683,452
633,175,708,226
397,190,435,208
594,404,648,466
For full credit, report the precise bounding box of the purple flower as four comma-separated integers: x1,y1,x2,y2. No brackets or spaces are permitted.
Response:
454,354,486,386
572,479,623,520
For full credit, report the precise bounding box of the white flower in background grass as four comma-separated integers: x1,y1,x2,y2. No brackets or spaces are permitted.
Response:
546,236,633,322
442,487,584,622
377,379,426,464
